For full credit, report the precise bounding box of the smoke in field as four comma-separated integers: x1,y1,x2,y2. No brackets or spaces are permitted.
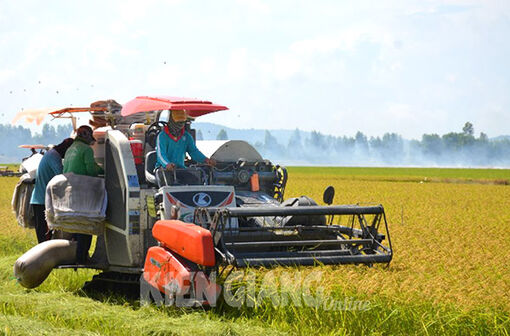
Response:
2,122,509,168
196,122,510,168
255,130,510,168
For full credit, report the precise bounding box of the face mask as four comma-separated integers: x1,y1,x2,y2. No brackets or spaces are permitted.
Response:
167,118,185,137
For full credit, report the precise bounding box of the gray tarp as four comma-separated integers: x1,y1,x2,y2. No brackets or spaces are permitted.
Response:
11,173,36,228
45,173,107,235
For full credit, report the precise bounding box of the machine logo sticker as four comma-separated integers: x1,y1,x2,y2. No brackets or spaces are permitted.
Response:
192,193,212,207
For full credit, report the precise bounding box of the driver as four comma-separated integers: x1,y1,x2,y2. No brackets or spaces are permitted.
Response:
155,110,215,185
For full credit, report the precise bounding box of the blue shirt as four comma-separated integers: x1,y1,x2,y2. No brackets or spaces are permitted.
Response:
30,148,63,205
156,130,206,169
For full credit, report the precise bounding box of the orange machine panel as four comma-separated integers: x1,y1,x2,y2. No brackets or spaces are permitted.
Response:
152,220,215,267
143,246,221,305
143,246,192,295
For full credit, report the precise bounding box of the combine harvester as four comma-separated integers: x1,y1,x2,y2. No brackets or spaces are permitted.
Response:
12,96,393,304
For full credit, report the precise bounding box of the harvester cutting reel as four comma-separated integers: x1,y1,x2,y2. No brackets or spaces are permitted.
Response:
194,204,393,269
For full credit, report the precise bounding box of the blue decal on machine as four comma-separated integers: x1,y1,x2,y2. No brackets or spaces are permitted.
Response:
128,210,140,234
127,175,139,188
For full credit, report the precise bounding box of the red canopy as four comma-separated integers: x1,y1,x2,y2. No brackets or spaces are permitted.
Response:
121,96,228,117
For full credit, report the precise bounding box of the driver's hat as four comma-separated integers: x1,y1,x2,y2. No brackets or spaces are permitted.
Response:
171,110,190,122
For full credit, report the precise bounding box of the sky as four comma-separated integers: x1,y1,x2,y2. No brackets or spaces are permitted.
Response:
1,0,509,139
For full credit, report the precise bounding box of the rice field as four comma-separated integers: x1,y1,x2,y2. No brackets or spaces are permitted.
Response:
0,167,509,335
286,167,510,311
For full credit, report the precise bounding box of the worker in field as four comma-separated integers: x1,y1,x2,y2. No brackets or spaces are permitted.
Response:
30,138,74,243
63,125,104,263
155,110,215,185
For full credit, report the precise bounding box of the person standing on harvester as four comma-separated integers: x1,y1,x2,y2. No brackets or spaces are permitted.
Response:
63,125,104,263
30,138,74,243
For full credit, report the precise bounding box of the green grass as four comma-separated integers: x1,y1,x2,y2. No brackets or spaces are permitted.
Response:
288,166,510,184
0,267,508,335
0,164,19,170
1,170,510,335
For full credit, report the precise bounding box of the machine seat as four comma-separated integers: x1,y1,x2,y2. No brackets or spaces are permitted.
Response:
146,150,207,187
145,151,157,185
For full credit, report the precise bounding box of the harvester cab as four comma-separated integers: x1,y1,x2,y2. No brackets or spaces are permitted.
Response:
12,96,393,306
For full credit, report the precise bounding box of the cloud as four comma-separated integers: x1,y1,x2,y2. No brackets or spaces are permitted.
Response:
0,69,15,85
145,65,182,90
1,1,510,140
227,48,250,81
235,0,270,13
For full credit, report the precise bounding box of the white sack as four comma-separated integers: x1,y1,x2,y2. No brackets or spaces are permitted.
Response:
20,153,43,178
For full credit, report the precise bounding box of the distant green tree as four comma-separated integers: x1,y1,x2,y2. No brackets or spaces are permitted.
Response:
442,132,462,150
216,129,228,140
478,132,488,143
355,131,369,153
369,133,404,163
287,128,304,157
307,130,328,150
335,135,355,149
263,130,284,155
42,124,57,139
0,124,32,162
355,131,367,144
421,134,443,155
56,124,73,139
264,130,278,148
288,128,302,148
196,129,204,140
441,123,477,151
462,122,474,136
32,123,72,146
369,136,382,149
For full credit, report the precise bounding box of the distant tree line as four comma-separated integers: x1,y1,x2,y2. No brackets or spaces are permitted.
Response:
251,122,510,167
1,122,509,167
0,123,73,162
